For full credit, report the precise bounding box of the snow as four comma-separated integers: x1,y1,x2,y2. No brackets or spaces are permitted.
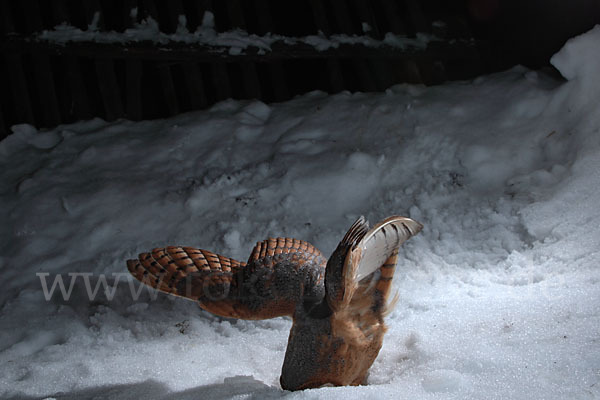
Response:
36,10,438,54
1,25,600,400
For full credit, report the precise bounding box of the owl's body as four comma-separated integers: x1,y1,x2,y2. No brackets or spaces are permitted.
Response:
127,215,422,390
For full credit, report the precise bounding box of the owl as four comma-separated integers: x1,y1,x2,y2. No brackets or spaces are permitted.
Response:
127,215,422,390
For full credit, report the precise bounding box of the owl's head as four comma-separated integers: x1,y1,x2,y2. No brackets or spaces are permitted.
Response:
280,216,422,390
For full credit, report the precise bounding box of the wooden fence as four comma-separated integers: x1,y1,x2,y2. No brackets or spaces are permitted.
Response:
0,0,486,138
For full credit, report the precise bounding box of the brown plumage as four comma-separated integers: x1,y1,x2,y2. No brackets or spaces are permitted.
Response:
127,215,422,390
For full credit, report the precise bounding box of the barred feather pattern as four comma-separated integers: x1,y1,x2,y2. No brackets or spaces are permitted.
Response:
240,237,327,317
127,238,327,320
127,215,422,390
248,237,324,266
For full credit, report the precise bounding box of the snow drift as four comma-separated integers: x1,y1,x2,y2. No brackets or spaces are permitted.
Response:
1,26,599,400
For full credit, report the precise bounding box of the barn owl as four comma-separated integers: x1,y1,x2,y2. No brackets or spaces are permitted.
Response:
127,215,422,390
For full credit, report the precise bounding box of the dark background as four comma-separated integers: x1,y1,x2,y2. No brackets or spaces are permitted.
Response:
468,0,600,70
1,0,599,139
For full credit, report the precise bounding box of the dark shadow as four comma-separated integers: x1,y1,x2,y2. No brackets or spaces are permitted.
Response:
6,379,169,400
9,376,291,400
165,375,287,400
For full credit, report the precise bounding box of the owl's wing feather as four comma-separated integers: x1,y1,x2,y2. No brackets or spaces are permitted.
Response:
326,215,422,310
351,216,422,282
128,238,327,320
247,237,326,269
127,246,246,300
283,216,422,390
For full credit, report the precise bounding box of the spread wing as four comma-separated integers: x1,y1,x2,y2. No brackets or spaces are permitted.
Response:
127,246,249,317
127,238,326,320
326,215,422,312
348,215,422,284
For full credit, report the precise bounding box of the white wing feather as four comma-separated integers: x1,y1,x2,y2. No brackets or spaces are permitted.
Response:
352,216,422,282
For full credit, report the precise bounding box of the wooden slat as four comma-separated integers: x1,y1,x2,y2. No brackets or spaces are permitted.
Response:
380,0,406,34
330,0,356,34
269,64,290,100
211,62,231,100
65,55,91,119
308,0,347,93
32,57,61,127
224,0,262,100
308,0,332,35
20,0,61,128
236,59,261,99
327,59,345,93
405,0,431,34
369,60,395,91
182,62,208,109
0,2,16,134
21,0,44,34
164,0,185,33
226,0,247,29
254,0,289,100
139,0,159,22
51,0,70,26
353,0,382,39
396,60,423,84
0,88,7,138
0,1,16,34
122,0,140,29
332,0,382,91
95,58,124,120
126,59,143,120
0,1,14,138
84,1,123,122
254,0,272,35
417,59,447,85
82,0,105,29
328,0,376,91
193,0,214,32
358,0,392,87
353,59,377,92
240,61,261,99
158,64,179,116
4,55,34,124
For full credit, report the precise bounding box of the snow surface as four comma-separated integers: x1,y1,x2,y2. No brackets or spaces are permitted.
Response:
2,26,600,400
37,10,436,55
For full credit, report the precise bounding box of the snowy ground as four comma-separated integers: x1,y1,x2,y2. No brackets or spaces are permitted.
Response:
1,26,600,400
